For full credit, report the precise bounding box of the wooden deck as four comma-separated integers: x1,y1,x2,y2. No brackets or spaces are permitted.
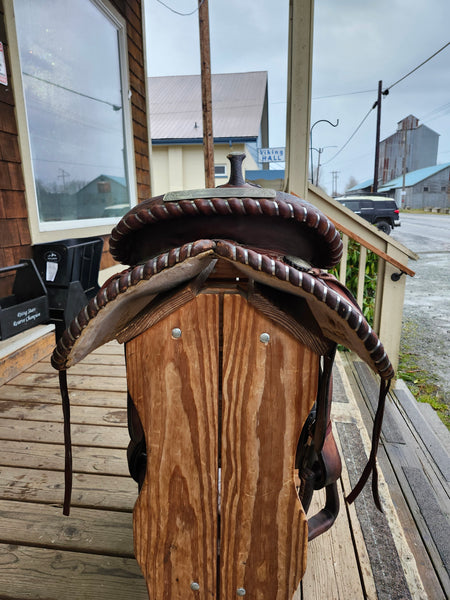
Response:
0,332,448,599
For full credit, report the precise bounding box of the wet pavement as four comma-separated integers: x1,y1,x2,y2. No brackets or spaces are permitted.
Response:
391,213,450,403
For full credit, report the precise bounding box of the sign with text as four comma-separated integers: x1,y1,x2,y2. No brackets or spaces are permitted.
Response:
0,42,8,86
258,147,285,163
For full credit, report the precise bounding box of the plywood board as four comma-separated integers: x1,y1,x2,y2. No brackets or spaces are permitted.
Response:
220,294,317,599
127,294,220,599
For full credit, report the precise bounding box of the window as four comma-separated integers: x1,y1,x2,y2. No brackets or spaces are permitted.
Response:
214,164,227,177
359,200,372,209
13,0,135,229
423,186,429,192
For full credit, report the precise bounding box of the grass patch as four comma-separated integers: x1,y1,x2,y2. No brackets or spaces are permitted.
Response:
398,321,450,429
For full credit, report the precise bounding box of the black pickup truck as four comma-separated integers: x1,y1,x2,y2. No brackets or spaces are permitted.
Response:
337,195,400,234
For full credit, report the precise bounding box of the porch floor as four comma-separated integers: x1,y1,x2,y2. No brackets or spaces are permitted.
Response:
0,337,448,599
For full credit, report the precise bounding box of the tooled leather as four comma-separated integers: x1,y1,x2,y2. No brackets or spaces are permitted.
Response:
109,192,343,269
51,238,394,380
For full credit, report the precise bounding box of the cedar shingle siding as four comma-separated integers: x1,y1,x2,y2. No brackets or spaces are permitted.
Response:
0,0,151,293
0,0,30,297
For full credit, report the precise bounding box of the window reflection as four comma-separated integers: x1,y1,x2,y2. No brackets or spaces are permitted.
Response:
14,0,131,222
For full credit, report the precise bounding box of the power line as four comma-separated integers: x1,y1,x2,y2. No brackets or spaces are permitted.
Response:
271,88,377,104
384,42,450,92
313,88,377,100
23,72,122,110
322,107,374,165
155,0,204,16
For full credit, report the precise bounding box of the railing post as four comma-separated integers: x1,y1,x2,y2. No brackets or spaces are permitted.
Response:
373,243,408,373
356,245,367,309
339,234,349,285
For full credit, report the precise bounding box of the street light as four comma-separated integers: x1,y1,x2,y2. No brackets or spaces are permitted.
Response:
310,119,339,183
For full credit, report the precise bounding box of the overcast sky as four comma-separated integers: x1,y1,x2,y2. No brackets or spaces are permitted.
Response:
144,0,450,196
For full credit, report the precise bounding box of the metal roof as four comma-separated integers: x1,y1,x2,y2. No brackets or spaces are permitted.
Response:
349,163,450,192
148,71,268,141
348,178,373,192
378,163,450,190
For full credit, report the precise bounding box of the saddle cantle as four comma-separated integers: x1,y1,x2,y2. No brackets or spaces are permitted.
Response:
52,153,393,597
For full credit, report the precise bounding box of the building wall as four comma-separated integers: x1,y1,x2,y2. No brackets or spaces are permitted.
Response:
0,0,151,297
404,168,450,209
379,121,439,185
0,0,31,297
393,168,450,209
151,143,259,196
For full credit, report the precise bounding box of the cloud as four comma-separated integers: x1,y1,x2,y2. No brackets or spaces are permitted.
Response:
145,0,450,194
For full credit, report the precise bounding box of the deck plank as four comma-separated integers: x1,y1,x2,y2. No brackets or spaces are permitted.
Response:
0,384,126,407
0,500,134,556
0,401,127,426
0,544,147,600
344,353,449,599
0,440,129,476
26,361,127,379
0,419,130,447
4,371,127,392
302,486,366,600
0,466,137,511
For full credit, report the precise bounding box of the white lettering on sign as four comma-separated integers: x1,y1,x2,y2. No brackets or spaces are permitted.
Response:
13,306,41,327
0,42,7,86
258,147,286,163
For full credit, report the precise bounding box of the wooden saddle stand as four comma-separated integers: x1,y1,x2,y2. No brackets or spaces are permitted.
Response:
52,153,393,599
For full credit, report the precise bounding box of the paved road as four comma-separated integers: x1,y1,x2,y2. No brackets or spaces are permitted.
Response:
391,213,450,253
391,213,450,402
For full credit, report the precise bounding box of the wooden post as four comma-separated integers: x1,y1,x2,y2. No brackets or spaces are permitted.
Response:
284,0,314,200
198,0,215,188
372,80,382,193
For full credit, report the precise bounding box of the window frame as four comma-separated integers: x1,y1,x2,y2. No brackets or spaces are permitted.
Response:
5,0,137,243
214,164,227,178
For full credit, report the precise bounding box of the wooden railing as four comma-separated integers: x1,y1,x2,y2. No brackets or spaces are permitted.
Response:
306,183,418,372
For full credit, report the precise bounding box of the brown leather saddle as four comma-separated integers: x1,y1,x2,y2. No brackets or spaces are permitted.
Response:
52,153,393,596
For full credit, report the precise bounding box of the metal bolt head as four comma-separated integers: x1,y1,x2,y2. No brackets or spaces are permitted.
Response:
260,332,270,344
237,588,246,596
190,581,200,591
172,327,182,339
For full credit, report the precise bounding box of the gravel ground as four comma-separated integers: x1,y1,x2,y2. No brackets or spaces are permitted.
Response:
401,253,450,402
392,215,450,406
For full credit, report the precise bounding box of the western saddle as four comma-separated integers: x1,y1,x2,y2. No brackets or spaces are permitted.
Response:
52,153,393,599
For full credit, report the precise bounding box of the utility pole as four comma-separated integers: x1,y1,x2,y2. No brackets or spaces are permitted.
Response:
315,148,322,186
58,168,70,193
372,80,382,193
372,80,389,193
401,126,408,207
198,0,215,188
331,171,339,197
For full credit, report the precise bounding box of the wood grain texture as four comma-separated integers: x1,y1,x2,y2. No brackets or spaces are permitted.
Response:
0,330,54,385
0,500,135,556
0,466,136,511
0,543,147,600
220,295,318,599
0,439,129,475
126,294,220,599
